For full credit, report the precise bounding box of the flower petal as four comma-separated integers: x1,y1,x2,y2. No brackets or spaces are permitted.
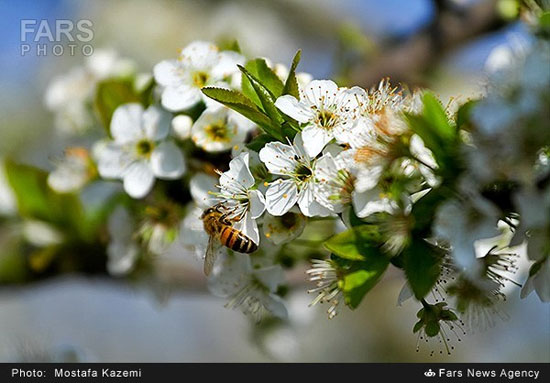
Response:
259,141,297,176
302,80,338,107
397,282,414,306
301,124,333,158
353,165,384,193
161,84,202,112
353,188,397,218
150,141,186,179
190,173,218,208
292,132,311,161
248,189,266,219
207,252,252,297
153,60,183,87
262,209,306,245
123,160,155,198
107,240,139,277
220,152,255,190
48,165,88,193
253,265,285,293
180,41,219,69
297,182,332,217
142,105,171,141
265,179,298,216
263,293,288,319
110,103,144,144
274,95,314,123
232,211,260,246
314,153,348,213
211,51,245,80
96,143,132,179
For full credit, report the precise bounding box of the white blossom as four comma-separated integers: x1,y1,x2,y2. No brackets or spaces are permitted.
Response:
44,68,95,134
262,208,307,245
96,103,186,199
189,172,218,208
512,186,550,261
86,49,135,79
44,49,135,134
191,106,253,153
434,189,501,275
47,148,95,193
211,152,265,245
274,80,362,157
259,133,332,217
208,252,287,320
314,150,355,214
153,41,244,111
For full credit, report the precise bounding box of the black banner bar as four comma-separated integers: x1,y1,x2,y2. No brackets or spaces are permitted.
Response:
1,363,548,382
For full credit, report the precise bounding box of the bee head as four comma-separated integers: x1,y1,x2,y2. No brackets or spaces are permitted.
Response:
201,207,214,219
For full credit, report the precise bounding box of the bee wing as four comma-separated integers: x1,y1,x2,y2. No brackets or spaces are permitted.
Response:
204,236,222,276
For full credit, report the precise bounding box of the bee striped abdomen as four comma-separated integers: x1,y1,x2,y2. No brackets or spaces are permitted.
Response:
220,226,257,253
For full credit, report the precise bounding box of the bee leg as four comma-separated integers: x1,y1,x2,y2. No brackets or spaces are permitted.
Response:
213,202,225,212
219,212,233,225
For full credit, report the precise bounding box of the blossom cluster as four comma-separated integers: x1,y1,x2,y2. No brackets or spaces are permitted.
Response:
39,40,441,320
1,14,548,356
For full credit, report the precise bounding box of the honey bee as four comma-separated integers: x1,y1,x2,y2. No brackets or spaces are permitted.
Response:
201,203,258,275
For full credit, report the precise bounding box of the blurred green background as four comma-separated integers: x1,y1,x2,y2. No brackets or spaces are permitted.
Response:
0,0,548,362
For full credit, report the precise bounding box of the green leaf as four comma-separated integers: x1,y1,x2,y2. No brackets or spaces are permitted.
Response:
413,319,424,333
241,61,262,107
422,92,455,142
324,225,382,261
342,261,388,309
201,87,282,139
0,235,28,283
242,59,284,99
238,65,284,127
281,121,299,140
425,321,440,337
406,114,445,161
440,310,458,321
403,239,443,300
29,245,60,272
282,50,302,98
246,133,276,152
3,160,89,240
326,225,390,309
409,187,448,236
217,39,241,53
256,60,284,97
405,92,460,176
94,79,143,134
540,11,550,28
335,251,389,309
